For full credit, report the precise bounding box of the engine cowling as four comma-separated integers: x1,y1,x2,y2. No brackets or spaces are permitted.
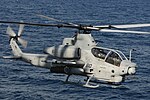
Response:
44,45,81,59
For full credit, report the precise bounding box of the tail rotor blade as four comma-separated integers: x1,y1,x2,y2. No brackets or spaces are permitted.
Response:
18,23,24,36
18,38,28,48
6,25,27,48
6,26,16,37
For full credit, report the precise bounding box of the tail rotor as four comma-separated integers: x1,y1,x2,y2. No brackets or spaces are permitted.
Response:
6,23,27,48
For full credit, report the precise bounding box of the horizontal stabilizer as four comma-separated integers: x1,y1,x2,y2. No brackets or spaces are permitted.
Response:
2,55,20,59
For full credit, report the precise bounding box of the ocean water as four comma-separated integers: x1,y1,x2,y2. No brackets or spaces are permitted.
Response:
0,0,150,100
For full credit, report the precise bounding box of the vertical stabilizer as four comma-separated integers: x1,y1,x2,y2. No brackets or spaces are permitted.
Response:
10,39,22,58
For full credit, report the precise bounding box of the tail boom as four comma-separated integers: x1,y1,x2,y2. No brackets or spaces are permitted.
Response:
10,38,52,69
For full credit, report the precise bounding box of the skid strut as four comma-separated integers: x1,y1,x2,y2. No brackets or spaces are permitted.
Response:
83,75,99,88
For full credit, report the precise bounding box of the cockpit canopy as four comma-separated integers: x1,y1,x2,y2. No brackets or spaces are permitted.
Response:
91,47,128,66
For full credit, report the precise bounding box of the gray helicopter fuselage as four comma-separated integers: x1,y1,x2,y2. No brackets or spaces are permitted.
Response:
44,33,136,83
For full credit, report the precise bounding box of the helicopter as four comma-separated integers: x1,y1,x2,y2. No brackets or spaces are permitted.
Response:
0,15,150,88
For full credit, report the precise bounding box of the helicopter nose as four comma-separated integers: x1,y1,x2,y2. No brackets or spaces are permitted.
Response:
127,63,137,75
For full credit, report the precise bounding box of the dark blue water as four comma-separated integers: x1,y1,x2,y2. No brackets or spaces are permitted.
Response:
0,0,150,100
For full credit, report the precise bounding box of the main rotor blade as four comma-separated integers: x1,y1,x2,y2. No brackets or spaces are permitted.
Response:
18,23,24,36
94,23,150,29
0,20,79,28
18,38,28,48
6,26,16,37
37,14,78,26
100,29,150,34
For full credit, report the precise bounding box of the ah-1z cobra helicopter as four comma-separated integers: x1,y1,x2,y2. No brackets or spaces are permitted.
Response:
1,15,150,88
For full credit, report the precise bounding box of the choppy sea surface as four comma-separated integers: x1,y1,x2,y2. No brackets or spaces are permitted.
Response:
0,0,150,100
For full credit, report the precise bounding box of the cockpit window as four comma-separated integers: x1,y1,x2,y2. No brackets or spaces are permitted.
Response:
105,51,122,67
91,48,109,59
116,50,127,60
91,48,125,67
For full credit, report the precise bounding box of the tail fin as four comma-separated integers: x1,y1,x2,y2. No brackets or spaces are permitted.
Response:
10,38,22,58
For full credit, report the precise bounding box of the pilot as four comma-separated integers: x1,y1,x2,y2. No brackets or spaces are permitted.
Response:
92,48,106,59
97,49,106,59
111,53,121,66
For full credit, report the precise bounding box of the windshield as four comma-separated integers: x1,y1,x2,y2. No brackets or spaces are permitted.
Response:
91,48,109,59
91,47,128,66
91,47,127,67
116,50,128,60
105,51,122,67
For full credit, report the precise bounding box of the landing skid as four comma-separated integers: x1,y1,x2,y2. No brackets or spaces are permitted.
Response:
83,75,99,88
84,79,122,86
83,84,99,88
65,75,99,88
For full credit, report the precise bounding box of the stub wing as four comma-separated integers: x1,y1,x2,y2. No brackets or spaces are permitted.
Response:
46,59,85,68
